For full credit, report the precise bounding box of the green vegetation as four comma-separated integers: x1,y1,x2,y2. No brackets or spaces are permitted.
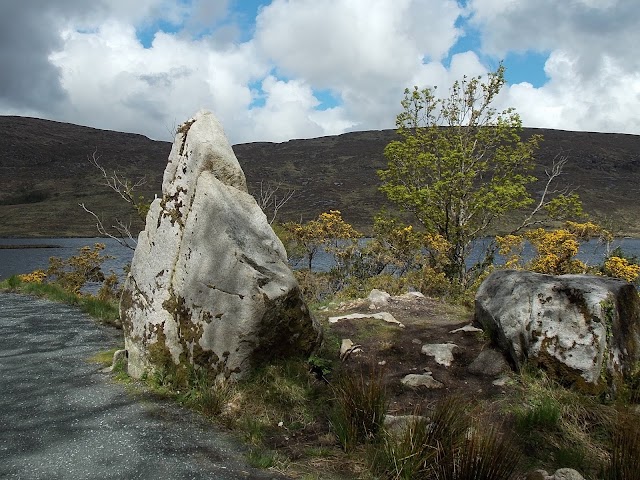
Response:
370,395,521,480
377,65,587,287
378,65,540,284
0,243,122,327
1,275,120,325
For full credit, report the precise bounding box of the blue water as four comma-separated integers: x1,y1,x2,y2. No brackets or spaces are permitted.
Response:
1,236,639,282
0,238,133,282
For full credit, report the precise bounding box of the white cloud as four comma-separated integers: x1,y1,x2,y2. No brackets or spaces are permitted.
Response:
3,0,640,143
242,75,355,142
468,0,640,134
507,51,640,134
255,0,461,89
49,20,269,142
252,0,464,131
44,0,470,142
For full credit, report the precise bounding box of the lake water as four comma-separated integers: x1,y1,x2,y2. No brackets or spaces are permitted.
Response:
0,238,133,282
1,236,640,283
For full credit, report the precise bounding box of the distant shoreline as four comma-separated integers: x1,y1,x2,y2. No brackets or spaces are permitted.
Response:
0,244,62,249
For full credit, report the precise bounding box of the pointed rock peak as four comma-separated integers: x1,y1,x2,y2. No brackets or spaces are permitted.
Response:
163,110,247,194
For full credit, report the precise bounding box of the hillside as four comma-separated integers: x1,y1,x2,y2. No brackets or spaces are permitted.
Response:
0,116,639,237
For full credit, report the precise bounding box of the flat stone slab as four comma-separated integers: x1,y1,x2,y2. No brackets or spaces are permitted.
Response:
450,324,483,333
328,312,405,328
421,343,458,367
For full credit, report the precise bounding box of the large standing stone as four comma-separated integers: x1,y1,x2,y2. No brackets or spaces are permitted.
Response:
121,111,321,380
475,270,640,393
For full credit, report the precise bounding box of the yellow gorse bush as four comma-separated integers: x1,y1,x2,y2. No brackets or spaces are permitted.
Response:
603,256,640,283
47,243,108,294
497,221,612,275
526,228,586,275
18,270,47,284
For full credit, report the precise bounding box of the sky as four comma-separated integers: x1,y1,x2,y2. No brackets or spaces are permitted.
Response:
1,0,639,145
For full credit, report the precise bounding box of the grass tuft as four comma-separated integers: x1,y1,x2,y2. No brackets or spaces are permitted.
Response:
601,412,640,480
330,365,388,452
372,396,520,480
435,424,521,480
515,395,561,433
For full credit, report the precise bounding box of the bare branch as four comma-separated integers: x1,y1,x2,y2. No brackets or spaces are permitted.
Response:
80,203,137,250
89,149,147,209
510,154,570,235
254,180,295,224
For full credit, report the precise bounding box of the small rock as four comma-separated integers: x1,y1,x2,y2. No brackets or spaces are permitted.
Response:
467,349,510,376
526,470,549,480
383,414,428,436
492,376,510,387
526,468,586,480
398,291,426,300
401,373,444,389
421,343,458,367
552,468,586,480
340,339,362,361
102,349,128,373
449,324,483,333
368,289,391,307
411,338,422,345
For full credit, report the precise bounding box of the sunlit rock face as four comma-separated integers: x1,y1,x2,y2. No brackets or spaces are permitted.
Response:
475,270,640,394
121,110,321,381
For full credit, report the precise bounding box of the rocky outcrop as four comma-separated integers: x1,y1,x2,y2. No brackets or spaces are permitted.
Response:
475,270,640,393
121,110,321,380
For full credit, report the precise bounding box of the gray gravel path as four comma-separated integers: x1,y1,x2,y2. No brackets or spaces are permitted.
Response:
0,293,284,480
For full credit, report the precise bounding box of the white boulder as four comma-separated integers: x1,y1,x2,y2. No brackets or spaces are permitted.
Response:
121,111,321,380
475,270,640,393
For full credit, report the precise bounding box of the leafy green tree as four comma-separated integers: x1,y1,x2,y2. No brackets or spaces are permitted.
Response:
379,65,542,284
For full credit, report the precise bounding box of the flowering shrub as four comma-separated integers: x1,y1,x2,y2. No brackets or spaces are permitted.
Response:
603,256,640,283
47,243,109,294
18,270,47,284
497,222,613,276
525,228,586,275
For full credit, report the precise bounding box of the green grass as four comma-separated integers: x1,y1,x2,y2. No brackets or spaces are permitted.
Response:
88,347,122,367
0,276,120,327
515,395,562,433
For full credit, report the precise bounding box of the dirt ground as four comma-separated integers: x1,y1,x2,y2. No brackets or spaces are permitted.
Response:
316,292,510,414
264,291,521,478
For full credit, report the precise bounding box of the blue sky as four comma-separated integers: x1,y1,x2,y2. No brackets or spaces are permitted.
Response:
0,0,638,143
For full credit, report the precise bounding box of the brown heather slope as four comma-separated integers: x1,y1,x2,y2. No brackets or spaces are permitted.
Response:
0,116,639,237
